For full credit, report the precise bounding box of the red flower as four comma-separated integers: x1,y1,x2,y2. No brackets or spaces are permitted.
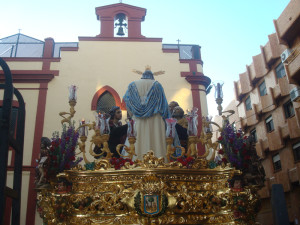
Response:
52,155,57,160
69,156,75,161
237,133,241,138
218,136,223,141
218,150,224,154
243,136,248,140
222,158,227,163
244,155,250,160
65,137,70,141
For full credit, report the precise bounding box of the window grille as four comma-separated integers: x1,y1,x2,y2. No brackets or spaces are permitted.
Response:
96,91,116,114
283,100,295,118
272,154,281,171
275,63,286,79
265,116,274,132
259,81,267,96
293,142,300,162
245,96,252,111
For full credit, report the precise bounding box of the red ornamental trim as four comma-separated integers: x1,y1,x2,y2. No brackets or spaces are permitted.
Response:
0,71,57,83
185,75,211,89
79,37,162,42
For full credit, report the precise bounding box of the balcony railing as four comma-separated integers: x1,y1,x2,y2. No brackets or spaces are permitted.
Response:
260,88,276,113
267,128,284,151
285,45,300,82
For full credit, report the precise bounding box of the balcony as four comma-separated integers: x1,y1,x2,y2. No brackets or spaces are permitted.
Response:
239,71,252,94
245,105,259,126
278,75,296,97
263,33,287,66
287,115,300,139
256,139,265,158
267,128,284,151
252,53,268,79
260,88,276,113
288,167,299,183
274,0,300,44
285,45,300,83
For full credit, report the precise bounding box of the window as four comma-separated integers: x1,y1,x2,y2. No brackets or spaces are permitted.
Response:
259,81,267,96
96,91,116,114
265,116,274,132
275,63,286,79
272,154,282,171
283,100,295,118
293,142,300,162
245,96,252,111
250,129,257,143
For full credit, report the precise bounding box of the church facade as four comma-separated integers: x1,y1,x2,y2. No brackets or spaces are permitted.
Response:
0,3,211,225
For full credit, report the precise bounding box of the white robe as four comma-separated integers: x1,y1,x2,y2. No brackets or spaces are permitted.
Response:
132,79,167,159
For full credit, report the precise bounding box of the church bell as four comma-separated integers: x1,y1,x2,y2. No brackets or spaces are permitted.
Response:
116,27,125,36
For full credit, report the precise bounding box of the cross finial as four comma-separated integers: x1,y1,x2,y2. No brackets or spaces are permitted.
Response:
18,29,21,34
177,39,181,45
119,0,122,3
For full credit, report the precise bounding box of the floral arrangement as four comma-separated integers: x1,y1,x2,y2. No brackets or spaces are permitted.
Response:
217,121,251,170
173,156,194,168
110,157,134,170
46,123,82,179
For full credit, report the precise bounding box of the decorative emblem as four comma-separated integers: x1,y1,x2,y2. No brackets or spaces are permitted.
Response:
132,175,169,217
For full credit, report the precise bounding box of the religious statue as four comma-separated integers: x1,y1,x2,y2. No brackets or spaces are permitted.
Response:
123,66,170,158
108,106,128,158
171,105,188,150
35,137,51,187
168,101,179,115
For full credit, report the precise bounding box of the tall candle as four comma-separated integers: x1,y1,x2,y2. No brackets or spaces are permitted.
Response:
68,85,78,101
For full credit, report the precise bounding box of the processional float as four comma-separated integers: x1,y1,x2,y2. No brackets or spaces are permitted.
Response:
35,82,265,225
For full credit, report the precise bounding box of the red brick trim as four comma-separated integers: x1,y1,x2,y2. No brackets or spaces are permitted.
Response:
179,59,203,67
162,49,179,53
79,37,162,42
181,72,204,77
0,71,56,83
25,82,48,225
60,47,79,51
185,75,211,89
1,58,60,62
91,85,123,110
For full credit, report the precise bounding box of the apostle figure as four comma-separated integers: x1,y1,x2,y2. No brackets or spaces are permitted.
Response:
108,106,128,158
123,66,170,158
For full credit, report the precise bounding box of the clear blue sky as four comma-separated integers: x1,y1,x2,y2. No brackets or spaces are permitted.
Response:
1,0,290,116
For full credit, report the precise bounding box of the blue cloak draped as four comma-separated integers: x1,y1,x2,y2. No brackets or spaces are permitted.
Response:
123,81,170,119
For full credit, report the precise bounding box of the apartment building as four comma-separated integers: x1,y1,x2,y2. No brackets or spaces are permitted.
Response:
214,0,300,223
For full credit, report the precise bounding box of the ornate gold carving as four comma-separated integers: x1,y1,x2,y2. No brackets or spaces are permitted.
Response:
116,136,137,160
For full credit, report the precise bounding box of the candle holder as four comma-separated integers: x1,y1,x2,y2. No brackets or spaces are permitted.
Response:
59,100,76,125
213,81,224,116
100,134,113,159
78,135,90,164
116,136,137,160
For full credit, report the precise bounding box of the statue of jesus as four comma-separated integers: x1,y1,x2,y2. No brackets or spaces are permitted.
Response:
123,66,170,158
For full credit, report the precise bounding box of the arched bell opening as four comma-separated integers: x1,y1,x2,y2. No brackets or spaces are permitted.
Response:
114,13,128,37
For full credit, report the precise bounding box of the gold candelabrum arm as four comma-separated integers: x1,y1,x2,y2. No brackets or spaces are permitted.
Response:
116,137,137,160
78,136,90,164
59,100,76,125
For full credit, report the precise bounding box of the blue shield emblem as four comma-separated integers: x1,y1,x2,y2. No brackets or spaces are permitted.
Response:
143,195,159,215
